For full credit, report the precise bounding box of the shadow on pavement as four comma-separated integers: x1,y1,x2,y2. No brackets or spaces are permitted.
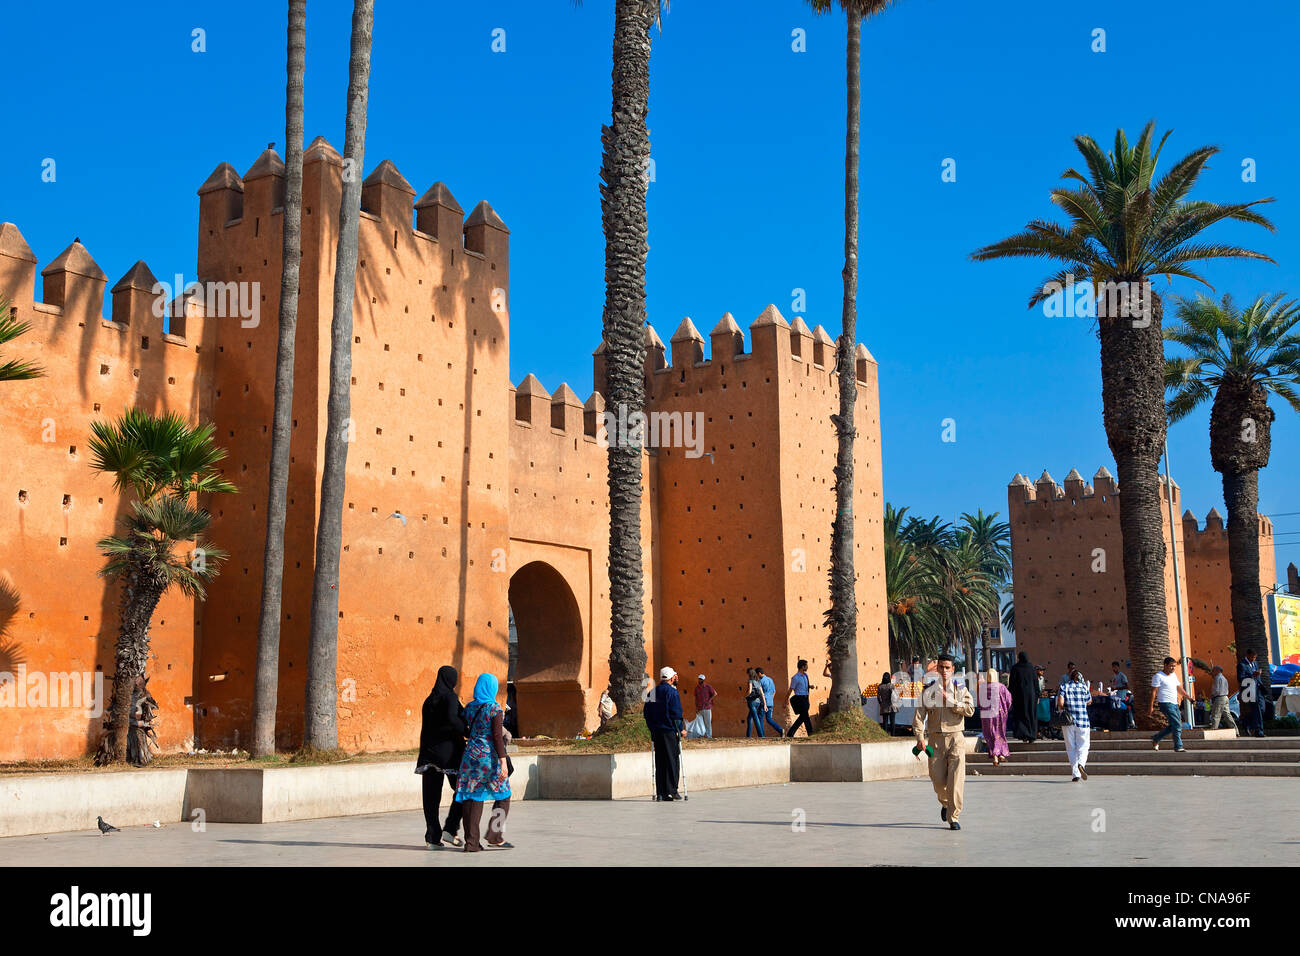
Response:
698,820,937,829
221,839,427,852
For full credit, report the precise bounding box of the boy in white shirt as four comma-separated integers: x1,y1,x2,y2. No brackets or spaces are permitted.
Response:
1150,656,1194,752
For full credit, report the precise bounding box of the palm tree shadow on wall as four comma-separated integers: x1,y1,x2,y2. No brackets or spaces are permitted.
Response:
0,576,26,673
349,218,506,695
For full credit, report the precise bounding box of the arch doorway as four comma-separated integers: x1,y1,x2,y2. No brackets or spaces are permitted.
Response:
507,561,586,737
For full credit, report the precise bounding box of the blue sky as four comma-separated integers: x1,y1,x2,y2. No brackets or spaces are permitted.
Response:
3,0,1298,577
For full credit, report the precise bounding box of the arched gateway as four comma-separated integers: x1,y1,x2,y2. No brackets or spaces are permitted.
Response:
507,561,586,737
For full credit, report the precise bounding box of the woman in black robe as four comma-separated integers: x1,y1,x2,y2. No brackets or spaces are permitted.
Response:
417,665,467,848
1008,651,1039,743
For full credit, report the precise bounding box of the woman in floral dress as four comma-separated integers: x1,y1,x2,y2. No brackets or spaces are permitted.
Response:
980,669,1012,765
454,673,513,851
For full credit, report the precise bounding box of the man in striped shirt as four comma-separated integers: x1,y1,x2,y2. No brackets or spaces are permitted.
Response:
1056,665,1093,782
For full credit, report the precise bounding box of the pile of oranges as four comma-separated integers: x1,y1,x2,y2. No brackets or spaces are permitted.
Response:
861,680,923,699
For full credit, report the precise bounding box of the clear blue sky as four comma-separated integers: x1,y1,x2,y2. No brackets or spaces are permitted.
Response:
3,0,1298,577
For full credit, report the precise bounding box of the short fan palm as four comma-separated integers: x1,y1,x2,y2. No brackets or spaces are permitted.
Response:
90,409,236,765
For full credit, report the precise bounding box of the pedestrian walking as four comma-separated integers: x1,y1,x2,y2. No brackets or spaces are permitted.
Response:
979,669,1011,765
645,666,685,799
877,671,899,736
1056,665,1092,781
1237,650,1266,738
1151,656,1194,752
693,674,717,739
1110,660,1135,729
416,665,467,849
786,659,814,738
755,667,785,737
913,654,974,830
1208,665,1238,733
454,673,513,851
744,668,767,737
1007,651,1038,744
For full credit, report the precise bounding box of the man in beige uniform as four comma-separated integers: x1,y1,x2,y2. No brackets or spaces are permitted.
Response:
913,653,974,830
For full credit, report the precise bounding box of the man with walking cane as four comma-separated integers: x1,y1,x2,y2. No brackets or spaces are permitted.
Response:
644,666,685,801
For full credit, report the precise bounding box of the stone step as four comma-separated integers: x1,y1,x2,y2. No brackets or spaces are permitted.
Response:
979,749,1297,764
1004,738,1300,753
972,761,1300,777
1004,728,1241,741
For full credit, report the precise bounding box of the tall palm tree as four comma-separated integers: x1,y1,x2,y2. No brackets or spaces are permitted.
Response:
252,0,307,759
599,0,667,717
0,296,44,381
1165,292,1300,674
972,122,1275,725
807,0,901,715
89,410,235,766
305,0,374,749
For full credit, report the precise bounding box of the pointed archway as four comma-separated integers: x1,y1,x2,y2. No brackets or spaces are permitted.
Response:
507,561,585,737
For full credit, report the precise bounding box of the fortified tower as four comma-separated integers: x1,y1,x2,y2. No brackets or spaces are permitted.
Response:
1008,467,1276,692
596,306,888,733
193,139,513,751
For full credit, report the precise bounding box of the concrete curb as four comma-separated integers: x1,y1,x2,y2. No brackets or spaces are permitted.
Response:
0,742,947,837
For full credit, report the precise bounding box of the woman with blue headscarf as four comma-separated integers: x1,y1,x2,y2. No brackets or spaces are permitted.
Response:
454,673,513,850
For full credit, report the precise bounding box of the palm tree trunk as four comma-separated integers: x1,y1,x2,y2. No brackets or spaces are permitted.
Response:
1099,288,1170,731
826,7,862,715
305,0,374,750
252,0,306,759
1223,469,1269,669
600,0,657,716
96,557,166,765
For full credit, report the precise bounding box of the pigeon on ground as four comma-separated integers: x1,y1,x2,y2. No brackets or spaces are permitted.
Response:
96,816,120,834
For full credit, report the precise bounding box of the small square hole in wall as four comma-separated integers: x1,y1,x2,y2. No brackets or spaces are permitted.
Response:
99,365,109,375
141,336,149,349
62,494,71,507
59,537,67,547
68,446,76,457
18,490,27,503
384,344,390,351
168,377,176,385
93,403,101,412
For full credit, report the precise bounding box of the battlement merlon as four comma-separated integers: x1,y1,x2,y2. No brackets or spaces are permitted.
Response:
198,139,510,275
591,304,878,401
510,375,602,440
0,226,208,352
1009,465,1120,509
1182,507,1272,539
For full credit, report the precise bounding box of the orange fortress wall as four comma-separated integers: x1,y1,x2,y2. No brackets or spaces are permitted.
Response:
1008,468,1277,692
0,140,887,760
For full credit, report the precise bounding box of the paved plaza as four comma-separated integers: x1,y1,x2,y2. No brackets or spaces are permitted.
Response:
3,775,1296,866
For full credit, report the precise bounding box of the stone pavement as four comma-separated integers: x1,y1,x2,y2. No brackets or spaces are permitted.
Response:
3,776,1296,866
